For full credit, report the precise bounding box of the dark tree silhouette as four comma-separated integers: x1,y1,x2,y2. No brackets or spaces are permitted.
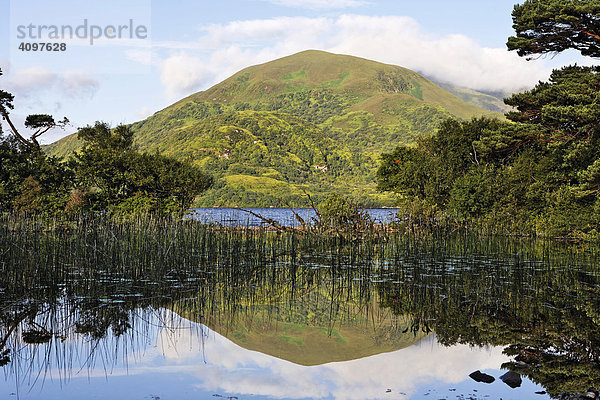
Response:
507,0,600,59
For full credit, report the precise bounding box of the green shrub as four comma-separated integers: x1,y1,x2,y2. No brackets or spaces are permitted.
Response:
317,194,371,229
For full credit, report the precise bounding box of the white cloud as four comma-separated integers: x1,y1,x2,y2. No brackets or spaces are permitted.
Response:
186,332,510,399
160,53,215,99
59,71,100,99
136,106,153,119
5,66,58,95
261,0,367,9
156,15,552,100
125,48,155,66
10,309,548,399
3,67,99,99
0,66,96,144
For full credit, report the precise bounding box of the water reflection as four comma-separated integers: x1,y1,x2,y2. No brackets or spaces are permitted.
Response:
0,217,599,398
0,308,521,400
147,313,514,400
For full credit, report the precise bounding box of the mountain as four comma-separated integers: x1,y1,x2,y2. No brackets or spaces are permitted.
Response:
46,50,504,207
431,80,513,113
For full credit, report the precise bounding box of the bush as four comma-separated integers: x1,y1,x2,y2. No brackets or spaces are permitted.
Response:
317,194,371,230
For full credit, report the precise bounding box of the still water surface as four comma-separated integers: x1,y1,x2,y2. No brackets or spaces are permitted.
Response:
0,216,598,399
189,207,400,226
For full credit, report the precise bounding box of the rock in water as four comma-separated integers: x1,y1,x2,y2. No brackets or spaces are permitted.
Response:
469,370,495,383
500,371,522,388
582,388,600,399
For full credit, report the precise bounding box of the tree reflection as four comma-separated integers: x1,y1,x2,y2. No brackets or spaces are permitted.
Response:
378,238,600,398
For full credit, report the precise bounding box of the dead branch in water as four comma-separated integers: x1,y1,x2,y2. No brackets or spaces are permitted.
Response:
237,208,297,232
303,190,321,224
280,198,308,230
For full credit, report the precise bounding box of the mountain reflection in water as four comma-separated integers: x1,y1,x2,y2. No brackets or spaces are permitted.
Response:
0,216,598,399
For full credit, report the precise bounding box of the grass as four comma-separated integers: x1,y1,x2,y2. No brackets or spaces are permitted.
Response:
282,69,306,81
410,81,423,100
318,71,350,88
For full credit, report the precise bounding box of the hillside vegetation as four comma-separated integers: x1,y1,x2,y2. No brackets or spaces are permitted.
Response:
46,50,503,207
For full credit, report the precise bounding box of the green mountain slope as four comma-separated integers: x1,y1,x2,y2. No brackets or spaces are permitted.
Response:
46,50,504,207
432,81,513,113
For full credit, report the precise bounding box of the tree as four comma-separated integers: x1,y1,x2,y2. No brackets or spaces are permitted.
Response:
376,118,520,207
24,114,69,148
77,121,133,149
0,134,73,214
316,193,371,229
0,68,69,150
376,146,430,198
507,0,600,59
72,122,213,215
506,1,600,232
504,65,600,140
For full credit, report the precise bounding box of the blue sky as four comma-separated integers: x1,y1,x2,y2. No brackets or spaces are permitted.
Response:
0,0,591,143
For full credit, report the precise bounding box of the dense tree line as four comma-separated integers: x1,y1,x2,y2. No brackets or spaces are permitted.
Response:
377,0,600,237
0,69,212,216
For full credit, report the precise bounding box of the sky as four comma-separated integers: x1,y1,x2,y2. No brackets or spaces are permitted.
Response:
0,0,593,144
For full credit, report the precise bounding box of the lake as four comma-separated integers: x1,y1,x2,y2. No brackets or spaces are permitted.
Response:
188,207,401,226
0,215,598,399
